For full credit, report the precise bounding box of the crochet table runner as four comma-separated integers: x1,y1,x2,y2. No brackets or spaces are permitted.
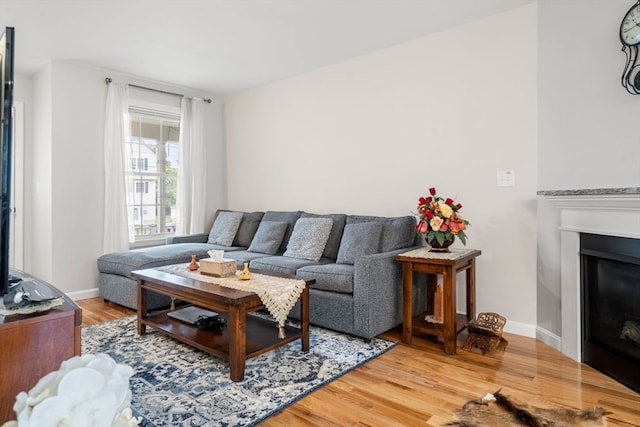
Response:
160,264,306,338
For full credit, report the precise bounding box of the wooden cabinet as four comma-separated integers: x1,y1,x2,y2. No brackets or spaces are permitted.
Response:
0,270,81,423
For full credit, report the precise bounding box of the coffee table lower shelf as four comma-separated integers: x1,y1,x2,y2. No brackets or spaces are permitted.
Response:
141,308,303,362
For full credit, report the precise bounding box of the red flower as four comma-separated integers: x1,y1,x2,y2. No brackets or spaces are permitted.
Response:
418,197,427,205
424,210,434,219
429,187,436,196
456,203,462,210
445,198,454,205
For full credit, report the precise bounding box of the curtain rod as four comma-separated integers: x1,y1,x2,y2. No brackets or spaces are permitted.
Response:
104,77,212,104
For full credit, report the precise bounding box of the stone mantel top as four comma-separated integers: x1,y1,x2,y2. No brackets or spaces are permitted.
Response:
537,187,640,196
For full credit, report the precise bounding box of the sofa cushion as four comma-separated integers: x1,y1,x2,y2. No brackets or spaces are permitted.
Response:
346,215,416,252
97,243,214,278
223,251,273,268
296,263,355,294
301,212,347,260
283,217,333,262
204,243,246,252
247,221,288,255
261,211,303,253
207,211,244,246
233,211,264,247
250,256,327,276
336,222,383,265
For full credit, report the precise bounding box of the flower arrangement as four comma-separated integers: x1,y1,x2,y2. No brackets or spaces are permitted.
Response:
416,187,470,246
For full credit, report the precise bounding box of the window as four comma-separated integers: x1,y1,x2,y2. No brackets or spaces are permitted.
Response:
126,108,180,237
135,181,149,193
131,157,148,171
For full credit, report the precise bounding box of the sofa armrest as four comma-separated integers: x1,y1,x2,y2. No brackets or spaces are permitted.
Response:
352,246,426,339
165,233,209,245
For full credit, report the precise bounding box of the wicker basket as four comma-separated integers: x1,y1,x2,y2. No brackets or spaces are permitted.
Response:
463,312,507,355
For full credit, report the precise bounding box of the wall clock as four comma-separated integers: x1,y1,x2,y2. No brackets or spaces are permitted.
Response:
621,1,640,93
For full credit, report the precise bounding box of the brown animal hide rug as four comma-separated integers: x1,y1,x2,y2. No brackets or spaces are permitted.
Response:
444,390,609,427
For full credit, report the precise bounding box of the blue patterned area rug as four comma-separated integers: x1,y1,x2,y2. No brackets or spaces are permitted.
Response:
82,315,396,427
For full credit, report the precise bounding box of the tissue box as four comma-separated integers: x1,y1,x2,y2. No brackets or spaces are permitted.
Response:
199,258,236,278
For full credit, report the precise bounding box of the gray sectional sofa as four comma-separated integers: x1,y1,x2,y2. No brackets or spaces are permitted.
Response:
97,209,427,340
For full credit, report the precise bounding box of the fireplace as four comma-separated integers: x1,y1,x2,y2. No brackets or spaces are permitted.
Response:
580,233,640,393
543,190,640,386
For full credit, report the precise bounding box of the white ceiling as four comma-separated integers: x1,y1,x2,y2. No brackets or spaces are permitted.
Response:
0,0,534,97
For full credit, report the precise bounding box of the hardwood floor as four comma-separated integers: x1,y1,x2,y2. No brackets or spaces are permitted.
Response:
78,297,640,426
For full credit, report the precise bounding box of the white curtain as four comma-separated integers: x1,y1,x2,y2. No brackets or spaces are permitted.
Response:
103,82,133,253
177,97,206,235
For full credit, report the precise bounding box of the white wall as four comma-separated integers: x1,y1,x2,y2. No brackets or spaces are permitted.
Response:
225,5,539,335
49,62,105,297
31,64,53,279
537,2,640,347
538,1,640,191
13,73,33,270
16,61,225,298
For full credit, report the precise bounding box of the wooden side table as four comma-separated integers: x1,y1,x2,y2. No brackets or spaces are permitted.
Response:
396,247,481,355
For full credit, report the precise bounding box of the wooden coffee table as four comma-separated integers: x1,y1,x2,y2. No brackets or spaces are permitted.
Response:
132,267,313,382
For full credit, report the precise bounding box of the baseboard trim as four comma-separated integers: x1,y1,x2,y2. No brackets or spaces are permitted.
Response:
67,287,99,301
503,320,536,338
535,326,562,352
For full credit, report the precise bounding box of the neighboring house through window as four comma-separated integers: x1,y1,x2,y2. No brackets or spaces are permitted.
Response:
126,106,180,237
131,157,149,171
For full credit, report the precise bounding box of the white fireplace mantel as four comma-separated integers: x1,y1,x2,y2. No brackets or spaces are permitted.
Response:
545,191,640,361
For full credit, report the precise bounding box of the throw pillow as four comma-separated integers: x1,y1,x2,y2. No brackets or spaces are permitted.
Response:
207,211,244,246
247,221,288,255
300,212,347,260
336,222,384,264
283,217,333,262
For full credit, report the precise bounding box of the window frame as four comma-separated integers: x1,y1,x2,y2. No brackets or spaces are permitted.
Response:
125,99,181,246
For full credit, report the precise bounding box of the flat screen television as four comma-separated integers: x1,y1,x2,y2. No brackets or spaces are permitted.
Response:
0,27,15,299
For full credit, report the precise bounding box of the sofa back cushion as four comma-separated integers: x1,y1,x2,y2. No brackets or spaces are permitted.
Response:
346,215,416,252
336,222,384,264
247,221,288,255
209,210,264,248
233,211,265,247
301,212,347,260
261,211,303,253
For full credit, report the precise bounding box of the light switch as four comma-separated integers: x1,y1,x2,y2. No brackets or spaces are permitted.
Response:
497,170,515,187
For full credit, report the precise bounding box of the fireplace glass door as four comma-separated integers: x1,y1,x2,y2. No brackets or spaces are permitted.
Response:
580,233,640,393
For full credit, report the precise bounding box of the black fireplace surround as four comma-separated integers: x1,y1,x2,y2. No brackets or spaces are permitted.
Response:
580,233,640,393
